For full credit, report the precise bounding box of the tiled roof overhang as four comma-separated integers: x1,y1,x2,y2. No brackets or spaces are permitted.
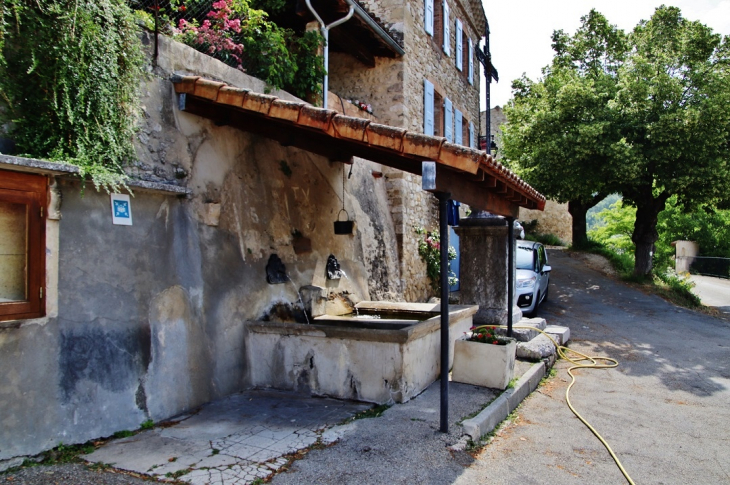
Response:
171,76,545,217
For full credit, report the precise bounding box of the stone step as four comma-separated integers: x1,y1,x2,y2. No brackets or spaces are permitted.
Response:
545,325,570,346
495,317,546,342
517,334,556,361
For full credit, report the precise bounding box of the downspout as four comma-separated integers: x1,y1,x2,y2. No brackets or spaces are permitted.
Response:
305,0,356,107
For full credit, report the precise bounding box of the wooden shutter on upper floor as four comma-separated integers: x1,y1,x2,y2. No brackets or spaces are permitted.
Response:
444,98,453,143
455,19,463,71
468,38,474,85
454,109,463,145
424,0,434,35
443,1,450,56
424,79,435,136
469,121,475,148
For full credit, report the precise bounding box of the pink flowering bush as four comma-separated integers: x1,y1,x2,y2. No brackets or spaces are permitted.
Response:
415,226,458,291
176,0,244,68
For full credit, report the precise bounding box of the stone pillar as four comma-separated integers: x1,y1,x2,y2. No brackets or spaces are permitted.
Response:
454,212,522,325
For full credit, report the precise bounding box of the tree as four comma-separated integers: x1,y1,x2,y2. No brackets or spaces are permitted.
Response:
501,10,631,247
615,6,730,275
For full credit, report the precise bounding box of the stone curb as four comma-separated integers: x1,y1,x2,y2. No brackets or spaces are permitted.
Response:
460,361,546,440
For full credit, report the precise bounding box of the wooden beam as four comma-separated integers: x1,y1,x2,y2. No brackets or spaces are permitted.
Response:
432,166,518,217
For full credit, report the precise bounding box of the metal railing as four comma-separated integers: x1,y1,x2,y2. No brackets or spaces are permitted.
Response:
689,256,730,279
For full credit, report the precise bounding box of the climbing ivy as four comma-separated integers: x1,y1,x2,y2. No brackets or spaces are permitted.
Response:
0,0,143,190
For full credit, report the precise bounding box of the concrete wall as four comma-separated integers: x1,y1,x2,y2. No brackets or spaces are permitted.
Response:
0,33,403,463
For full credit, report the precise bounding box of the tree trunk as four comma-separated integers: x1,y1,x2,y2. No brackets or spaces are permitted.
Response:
568,200,589,248
631,190,669,277
568,193,607,248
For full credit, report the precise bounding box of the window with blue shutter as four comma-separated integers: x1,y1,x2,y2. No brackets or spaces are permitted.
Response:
454,109,463,145
468,38,474,85
424,0,433,36
424,79,434,136
455,19,463,71
444,98,453,142
469,122,475,148
443,1,450,56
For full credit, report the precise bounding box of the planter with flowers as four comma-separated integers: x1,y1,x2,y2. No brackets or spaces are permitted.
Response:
451,326,516,390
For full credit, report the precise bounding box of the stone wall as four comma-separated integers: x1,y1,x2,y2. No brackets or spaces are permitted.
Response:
0,33,404,463
519,200,572,245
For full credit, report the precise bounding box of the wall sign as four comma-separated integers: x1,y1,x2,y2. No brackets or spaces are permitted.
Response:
111,193,133,226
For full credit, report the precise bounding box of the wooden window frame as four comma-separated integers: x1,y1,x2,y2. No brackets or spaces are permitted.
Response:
0,171,46,321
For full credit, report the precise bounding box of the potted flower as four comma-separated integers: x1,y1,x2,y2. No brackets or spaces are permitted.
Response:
451,326,517,390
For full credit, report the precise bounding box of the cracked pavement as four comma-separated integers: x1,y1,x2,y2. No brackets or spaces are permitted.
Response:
83,390,370,484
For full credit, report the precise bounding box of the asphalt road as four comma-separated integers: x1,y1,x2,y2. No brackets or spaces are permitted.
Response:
690,274,730,316
457,249,730,485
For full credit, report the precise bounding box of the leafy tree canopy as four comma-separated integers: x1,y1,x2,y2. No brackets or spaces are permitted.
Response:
503,6,730,275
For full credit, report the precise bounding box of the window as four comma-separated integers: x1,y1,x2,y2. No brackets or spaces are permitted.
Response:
455,19,463,71
424,0,434,35
434,91,444,137
433,0,443,51
0,171,46,322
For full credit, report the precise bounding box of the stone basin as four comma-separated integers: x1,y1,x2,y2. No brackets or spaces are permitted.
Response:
246,301,478,404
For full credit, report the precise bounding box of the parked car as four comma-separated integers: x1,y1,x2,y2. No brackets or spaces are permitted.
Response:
515,240,551,317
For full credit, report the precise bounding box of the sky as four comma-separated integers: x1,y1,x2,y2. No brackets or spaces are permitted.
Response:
479,0,730,110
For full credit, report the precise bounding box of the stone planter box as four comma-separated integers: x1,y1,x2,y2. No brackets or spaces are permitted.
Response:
451,338,517,390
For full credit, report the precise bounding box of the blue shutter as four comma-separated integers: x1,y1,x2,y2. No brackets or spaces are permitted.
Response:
443,1,450,56
454,109,463,145
444,98,453,143
468,38,474,85
424,79,434,136
469,121,475,148
424,0,433,35
455,19,463,71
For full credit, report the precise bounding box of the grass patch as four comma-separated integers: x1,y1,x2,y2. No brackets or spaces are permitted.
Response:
113,430,134,439
348,404,391,422
140,419,155,430
653,271,702,308
525,232,565,247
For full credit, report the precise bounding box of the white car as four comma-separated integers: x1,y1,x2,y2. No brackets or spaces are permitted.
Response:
515,240,551,317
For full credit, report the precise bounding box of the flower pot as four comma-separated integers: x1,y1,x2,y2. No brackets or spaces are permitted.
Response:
451,337,516,390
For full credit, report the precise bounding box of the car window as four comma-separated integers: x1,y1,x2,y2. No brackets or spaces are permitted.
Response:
537,245,546,269
516,245,535,270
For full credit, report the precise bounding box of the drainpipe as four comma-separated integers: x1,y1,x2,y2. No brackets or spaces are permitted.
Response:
305,0,356,107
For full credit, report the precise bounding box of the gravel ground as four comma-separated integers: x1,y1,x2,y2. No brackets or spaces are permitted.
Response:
0,464,153,485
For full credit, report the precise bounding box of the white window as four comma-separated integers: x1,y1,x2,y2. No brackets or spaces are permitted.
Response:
469,122,475,148
424,0,434,36
424,79,434,136
468,38,474,85
442,1,450,56
444,98,453,142
454,109,463,145
455,19,463,71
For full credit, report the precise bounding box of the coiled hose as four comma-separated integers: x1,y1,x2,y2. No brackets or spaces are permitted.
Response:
473,324,636,485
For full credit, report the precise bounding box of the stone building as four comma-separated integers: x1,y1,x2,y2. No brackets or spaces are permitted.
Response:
324,0,486,301
0,3,544,465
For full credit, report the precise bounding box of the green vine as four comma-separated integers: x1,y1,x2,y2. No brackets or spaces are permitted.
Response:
415,226,458,292
0,0,144,191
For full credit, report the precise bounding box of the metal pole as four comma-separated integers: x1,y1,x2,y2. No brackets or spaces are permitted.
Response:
438,192,451,433
507,217,514,337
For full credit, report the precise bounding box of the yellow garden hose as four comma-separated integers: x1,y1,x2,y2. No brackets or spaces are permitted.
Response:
473,324,636,485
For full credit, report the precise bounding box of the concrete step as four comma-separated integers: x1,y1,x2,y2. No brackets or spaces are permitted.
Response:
496,317,546,342
545,325,570,345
